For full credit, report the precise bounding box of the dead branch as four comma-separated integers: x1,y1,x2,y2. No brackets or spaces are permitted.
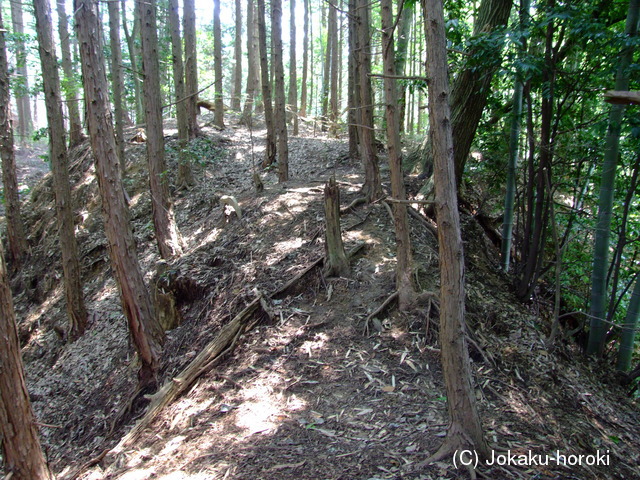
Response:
604,90,640,105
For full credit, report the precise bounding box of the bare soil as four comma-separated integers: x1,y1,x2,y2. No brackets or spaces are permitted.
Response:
5,113,639,480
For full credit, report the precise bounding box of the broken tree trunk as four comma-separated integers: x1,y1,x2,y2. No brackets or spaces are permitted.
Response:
323,176,350,277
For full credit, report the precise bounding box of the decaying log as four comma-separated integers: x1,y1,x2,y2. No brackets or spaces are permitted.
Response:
604,90,640,106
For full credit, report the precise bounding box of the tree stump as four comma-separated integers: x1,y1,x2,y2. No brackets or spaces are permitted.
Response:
323,177,350,277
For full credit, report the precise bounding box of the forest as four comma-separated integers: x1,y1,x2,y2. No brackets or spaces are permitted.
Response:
0,0,639,478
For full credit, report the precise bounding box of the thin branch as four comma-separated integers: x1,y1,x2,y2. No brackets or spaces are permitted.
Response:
162,81,215,110
368,73,428,81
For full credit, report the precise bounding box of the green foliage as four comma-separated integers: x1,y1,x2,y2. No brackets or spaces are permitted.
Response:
167,137,228,167
32,127,49,142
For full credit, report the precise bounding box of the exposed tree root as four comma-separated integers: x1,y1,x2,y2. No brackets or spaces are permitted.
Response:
364,290,439,335
340,196,367,215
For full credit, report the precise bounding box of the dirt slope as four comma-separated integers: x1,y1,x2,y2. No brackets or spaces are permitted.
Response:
7,113,640,480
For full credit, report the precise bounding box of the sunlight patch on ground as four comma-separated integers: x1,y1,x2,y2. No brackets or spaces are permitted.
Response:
263,237,304,266
235,375,307,436
186,227,221,251
299,332,329,357
159,435,187,456
168,397,216,432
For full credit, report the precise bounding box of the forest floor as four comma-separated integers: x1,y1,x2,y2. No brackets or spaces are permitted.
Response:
5,112,640,480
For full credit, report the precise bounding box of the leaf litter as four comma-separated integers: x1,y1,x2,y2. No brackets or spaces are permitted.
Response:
2,111,638,480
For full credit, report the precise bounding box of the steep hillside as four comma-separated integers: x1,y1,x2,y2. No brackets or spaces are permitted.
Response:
8,114,640,480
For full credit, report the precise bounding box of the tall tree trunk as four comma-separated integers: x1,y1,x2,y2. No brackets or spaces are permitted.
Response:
121,0,144,123
0,242,51,480
381,0,415,310
184,0,199,138
501,0,530,271
347,0,358,159
516,15,554,301
288,0,299,135
10,0,33,144
587,0,640,356
232,0,243,111
213,0,225,128
355,0,381,201
257,0,276,167
423,0,488,462
137,0,184,259
169,0,194,188
74,0,165,386
271,0,288,182
320,3,331,131
34,0,88,342
395,1,413,134
241,0,258,123
299,0,309,117
0,10,27,268
56,0,85,148
108,0,126,177
328,2,339,136
617,276,640,371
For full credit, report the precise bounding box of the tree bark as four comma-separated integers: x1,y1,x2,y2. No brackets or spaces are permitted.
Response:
169,0,194,189
232,0,243,111
74,0,165,386
56,0,85,148
213,0,225,128
34,0,88,342
381,0,415,310
0,243,51,480
257,0,276,167
271,0,288,182
184,0,199,138
10,0,33,144
423,0,488,461
137,0,184,259
108,0,126,177
288,0,299,135
0,10,27,268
